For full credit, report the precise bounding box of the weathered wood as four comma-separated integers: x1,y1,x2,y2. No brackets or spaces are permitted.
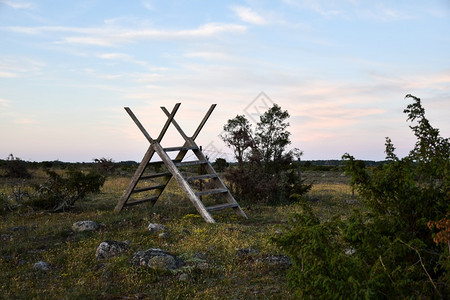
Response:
116,104,180,213
175,160,207,167
140,172,172,180
150,140,216,223
192,104,216,140
114,145,156,212
206,202,239,212
195,188,228,197
163,146,198,152
186,174,218,181
117,102,247,223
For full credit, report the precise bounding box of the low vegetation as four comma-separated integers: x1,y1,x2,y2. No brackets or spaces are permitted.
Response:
0,162,353,298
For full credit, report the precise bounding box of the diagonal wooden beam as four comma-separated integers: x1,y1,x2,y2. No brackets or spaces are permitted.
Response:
160,104,216,140
115,104,180,212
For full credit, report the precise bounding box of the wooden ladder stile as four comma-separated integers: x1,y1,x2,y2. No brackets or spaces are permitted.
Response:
115,103,248,223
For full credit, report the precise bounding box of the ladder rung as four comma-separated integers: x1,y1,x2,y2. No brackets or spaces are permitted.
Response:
206,202,239,212
186,174,218,181
148,160,181,166
175,160,208,167
195,188,228,197
140,172,172,179
132,184,166,193
163,146,198,152
124,196,158,206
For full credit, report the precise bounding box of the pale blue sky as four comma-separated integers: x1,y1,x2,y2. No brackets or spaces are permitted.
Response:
0,0,449,162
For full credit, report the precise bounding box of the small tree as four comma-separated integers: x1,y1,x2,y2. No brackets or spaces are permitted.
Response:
214,158,228,172
220,115,254,168
221,104,310,204
255,104,291,165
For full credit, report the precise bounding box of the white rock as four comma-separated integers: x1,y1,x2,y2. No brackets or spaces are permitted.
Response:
148,223,167,233
33,261,50,271
72,220,99,232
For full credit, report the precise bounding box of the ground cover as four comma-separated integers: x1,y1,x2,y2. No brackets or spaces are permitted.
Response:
0,169,356,299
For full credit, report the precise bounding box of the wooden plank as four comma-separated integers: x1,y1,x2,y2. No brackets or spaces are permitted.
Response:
140,172,172,179
195,188,228,197
175,160,207,167
186,174,218,181
150,140,216,223
163,146,198,152
156,103,181,142
116,104,180,212
131,184,166,193
160,106,189,140
206,202,239,212
192,104,216,140
114,145,156,212
124,196,158,207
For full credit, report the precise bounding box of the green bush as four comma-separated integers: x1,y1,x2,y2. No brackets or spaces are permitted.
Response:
30,169,105,212
3,154,31,178
273,95,449,298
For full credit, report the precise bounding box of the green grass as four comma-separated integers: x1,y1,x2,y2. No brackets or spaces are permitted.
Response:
0,169,358,299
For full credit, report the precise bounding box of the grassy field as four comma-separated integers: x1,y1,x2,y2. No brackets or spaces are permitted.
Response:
0,169,359,299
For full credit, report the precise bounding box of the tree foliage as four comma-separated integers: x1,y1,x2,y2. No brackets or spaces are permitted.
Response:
221,104,310,204
273,95,449,298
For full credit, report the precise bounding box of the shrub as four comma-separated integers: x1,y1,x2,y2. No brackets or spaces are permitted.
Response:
30,168,105,212
273,95,449,298
3,154,31,179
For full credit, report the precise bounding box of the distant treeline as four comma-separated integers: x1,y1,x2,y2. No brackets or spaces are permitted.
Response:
0,158,386,169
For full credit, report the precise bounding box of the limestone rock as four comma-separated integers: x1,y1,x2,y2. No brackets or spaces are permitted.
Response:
33,261,50,271
72,220,99,232
95,240,130,260
130,248,184,271
148,223,167,233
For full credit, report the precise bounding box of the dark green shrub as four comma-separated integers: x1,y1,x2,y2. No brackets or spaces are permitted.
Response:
30,169,105,212
93,157,117,176
3,154,31,178
273,95,449,298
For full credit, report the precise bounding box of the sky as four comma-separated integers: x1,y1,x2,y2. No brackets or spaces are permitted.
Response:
0,0,449,163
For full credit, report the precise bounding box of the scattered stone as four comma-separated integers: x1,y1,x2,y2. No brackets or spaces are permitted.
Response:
33,261,50,271
7,226,28,232
158,232,169,239
236,248,259,258
259,255,292,267
148,223,167,233
345,198,360,205
72,220,99,232
130,248,184,271
95,240,130,260
1,234,13,241
178,273,189,281
344,248,356,255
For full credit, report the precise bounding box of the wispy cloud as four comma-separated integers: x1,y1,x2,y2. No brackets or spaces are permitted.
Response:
231,6,268,25
3,22,247,47
0,57,44,78
283,0,416,21
0,0,34,9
